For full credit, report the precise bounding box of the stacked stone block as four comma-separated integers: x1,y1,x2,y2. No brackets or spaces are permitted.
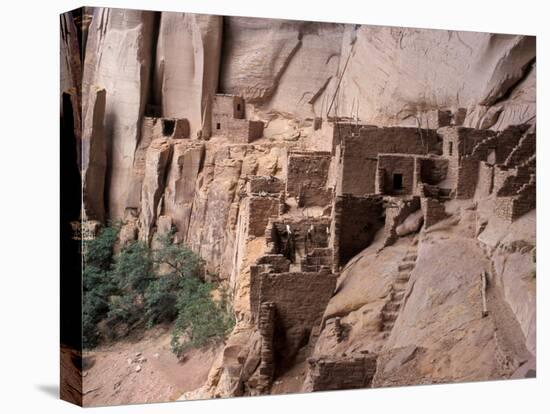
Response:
305,354,378,391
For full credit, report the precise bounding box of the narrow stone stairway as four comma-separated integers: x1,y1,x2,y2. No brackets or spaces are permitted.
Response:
379,240,419,337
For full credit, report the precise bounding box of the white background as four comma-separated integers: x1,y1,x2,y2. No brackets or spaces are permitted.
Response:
0,0,547,412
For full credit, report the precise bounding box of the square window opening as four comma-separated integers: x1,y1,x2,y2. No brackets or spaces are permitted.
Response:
162,119,175,136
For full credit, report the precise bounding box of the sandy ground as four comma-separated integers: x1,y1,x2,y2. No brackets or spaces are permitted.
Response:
82,326,220,407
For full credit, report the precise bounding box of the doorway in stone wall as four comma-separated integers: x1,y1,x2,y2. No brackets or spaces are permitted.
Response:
393,173,403,191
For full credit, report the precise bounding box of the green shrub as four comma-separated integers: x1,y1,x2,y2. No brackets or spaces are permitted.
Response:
82,224,120,348
171,278,235,357
84,225,119,269
111,241,154,293
82,225,234,354
153,232,203,279
144,231,203,327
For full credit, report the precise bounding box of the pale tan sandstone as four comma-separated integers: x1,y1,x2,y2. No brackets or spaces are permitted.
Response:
154,13,222,139
140,139,172,243
82,87,107,221
83,8,156,220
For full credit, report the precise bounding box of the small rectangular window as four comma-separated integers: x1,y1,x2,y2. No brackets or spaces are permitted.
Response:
449,141,453,156
216,123,221,130
162,119,175,136
237,103,241,111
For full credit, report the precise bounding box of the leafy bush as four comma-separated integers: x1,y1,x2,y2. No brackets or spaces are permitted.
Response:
143,276,179,327
82,225,234,354
171,278,235,357
111,241,154,293
84,225,119,269
82,224,119,348
143,231,204,327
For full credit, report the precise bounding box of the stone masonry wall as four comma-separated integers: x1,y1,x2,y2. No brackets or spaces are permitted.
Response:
376,154,416,195
247,175,284,194
305,354,378,392
213,94,245,119
456,158,480,199
249,255,291,322
247,196,281,237
258,271,337,369
340,126,437,196
286,151,332,207
332,195,384,268
505,131,536,167
421,197,447,228
266,218,331,267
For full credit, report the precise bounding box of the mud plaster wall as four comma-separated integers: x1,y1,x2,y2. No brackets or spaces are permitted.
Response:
213,94,245,119
456,158,480,199
376,155,415,195
340,126,437,196
249,255,291,322
286,152,332,206
258,272,337,368
421,197,447,228
247,196,281,237
306,354,378,391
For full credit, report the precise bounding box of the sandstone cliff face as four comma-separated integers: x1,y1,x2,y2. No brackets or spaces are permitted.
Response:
63,7,536,400
220,18,345,119
336,28,535,128
154,13,222,139
73,9,536,222
83,8,156,220
312,205,534,388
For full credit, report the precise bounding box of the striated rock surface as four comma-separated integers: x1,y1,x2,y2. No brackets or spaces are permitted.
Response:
83,8,156,220
154,13,222,139
140,139,172,242
162,140,205,241
220,18,345,119
82,87,107,221
335,27,535,128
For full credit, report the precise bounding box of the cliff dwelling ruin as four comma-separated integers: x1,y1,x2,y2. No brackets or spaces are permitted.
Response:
61,6,536,406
